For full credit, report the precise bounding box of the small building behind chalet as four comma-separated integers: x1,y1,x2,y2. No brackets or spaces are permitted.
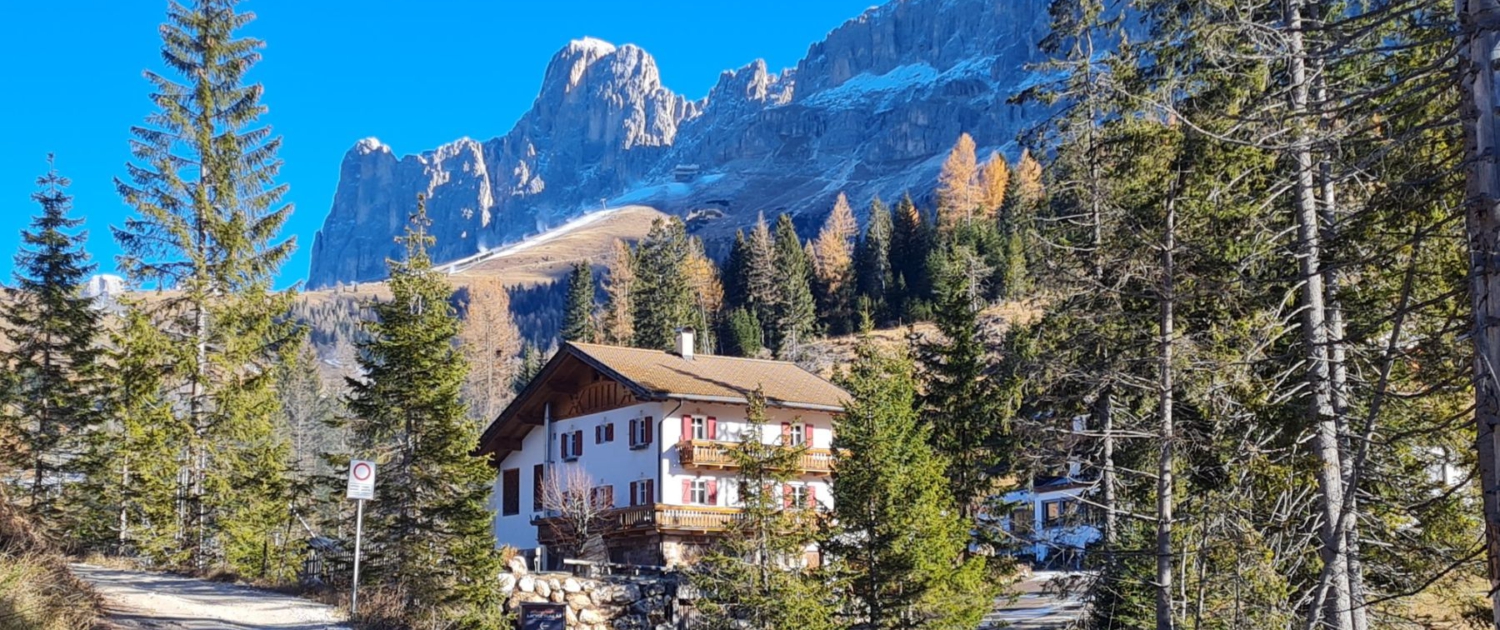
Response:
475,330,847,569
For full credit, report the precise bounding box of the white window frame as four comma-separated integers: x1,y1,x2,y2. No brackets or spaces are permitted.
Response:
788,484,808,507
788,424,805,446
692,417,706,441
690,479,709,505
633,480,652,506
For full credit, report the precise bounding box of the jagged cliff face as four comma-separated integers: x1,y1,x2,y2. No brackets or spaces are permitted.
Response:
308,0,1051,288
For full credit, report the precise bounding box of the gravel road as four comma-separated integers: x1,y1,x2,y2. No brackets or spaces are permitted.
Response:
71,563,350,630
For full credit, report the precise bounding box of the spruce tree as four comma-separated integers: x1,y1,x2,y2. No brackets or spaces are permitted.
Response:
0,159,101,528
771,214,816,356
888,194,932,320
691,389,839,630
722,229,750,312
113,0,298,573
722,307,763,358
853,197,893,325
561,261,595,343
744,214,779,349
343,198,504,627
916,270,1011,519
830,342,995,630
630,218,695,351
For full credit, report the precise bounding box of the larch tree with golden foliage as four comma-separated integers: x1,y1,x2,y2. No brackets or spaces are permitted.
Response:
685,238,724,353
599,239,635,345
459,278,521,426
978,151,1009,220
812,192,858,335
937,132,981,230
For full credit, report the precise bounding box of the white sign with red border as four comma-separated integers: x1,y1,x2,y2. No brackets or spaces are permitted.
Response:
347,459,376,500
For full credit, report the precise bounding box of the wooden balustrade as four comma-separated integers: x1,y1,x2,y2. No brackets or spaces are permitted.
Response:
606,504,743,533
678,440,833,475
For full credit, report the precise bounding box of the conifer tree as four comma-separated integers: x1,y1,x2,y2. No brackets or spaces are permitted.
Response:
0,159,100,527
744,214,779,349
71,301,186,561
888,194,932,319
343,198,504,627
513,342,549,394
722,308,763,358
460,279,521,426
600,240,635,346
996,150,1042,299
691,389,839,630
631,218,695,351
853,198,894,326
937,133,982,230
916,271,1011,519
978,151,1010,219
113,0,299,573
561,261,595,344
812,193,858,335
722,230,750,312
771,214,817,356
830,341,996,630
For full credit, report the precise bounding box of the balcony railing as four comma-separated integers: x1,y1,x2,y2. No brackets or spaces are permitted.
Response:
678,440,834,475
609,504,743,533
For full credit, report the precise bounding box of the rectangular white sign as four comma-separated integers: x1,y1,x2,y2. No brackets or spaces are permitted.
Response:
347,459,376,500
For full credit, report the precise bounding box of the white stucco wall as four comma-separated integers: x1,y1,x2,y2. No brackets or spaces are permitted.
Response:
660,401,835,510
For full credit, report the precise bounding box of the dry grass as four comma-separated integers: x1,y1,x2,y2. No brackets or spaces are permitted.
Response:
798,300,1043,378
0,489,98,630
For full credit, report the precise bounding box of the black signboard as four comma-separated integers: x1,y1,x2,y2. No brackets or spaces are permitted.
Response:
518,602,567,630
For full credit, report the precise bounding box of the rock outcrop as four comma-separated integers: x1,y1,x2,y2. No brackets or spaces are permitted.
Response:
308,0,1051,288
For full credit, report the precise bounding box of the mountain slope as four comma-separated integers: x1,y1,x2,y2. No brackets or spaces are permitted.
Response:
308,0,1051,288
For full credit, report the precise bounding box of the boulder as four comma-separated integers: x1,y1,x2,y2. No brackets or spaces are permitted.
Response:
517,575,535,593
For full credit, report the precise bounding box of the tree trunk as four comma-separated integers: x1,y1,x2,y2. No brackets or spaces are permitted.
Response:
1457,0,1500,626
1156,171,1179,630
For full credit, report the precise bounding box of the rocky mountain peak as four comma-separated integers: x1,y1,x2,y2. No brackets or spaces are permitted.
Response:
308,0,1054,288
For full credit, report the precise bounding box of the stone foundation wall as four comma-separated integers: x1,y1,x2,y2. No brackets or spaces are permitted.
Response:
499,556,679,630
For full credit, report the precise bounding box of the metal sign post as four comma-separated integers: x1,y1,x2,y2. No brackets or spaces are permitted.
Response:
346,459,376,615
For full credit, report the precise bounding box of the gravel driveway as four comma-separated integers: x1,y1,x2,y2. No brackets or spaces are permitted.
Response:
71,564,350,630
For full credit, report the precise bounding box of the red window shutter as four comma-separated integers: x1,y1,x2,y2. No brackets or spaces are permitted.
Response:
706,417,717,440
807,485,817,509
644,417,654,445
681,415,693,442
628,419,638,447
606,423,615,442
781,422,792,444
646,480,655,504
804,423,815,446
629,481,638,507
595,425,602,444
783,484,793,509
575,431,584,456
682,479,693,504
560,435,569,460
707,479,719,505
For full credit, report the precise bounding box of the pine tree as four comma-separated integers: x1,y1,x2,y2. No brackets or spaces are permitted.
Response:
691,389,840,630
343,198,505,628
0,159,100,528
830,341,996,630
513,342,549,394
599,240,635,346
631,218,695,351
561,261,595,343
112,0,299,573
997,150,1042,299
771,214,817,356
722,308,764,358
460,279,521,426
812,193,858,335
937,133,982,231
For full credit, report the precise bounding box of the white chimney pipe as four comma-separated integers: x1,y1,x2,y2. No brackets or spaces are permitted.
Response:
677,327,695,360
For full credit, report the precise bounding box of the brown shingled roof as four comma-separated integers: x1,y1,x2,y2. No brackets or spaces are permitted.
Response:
475,342,849,463
567,342,848,411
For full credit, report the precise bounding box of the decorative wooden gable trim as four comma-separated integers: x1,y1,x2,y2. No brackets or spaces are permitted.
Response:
559,379,637,419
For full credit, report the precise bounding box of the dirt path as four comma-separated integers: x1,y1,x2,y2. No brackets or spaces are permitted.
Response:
71,564,349,630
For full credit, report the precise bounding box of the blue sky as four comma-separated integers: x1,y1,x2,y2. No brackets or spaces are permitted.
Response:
0,0,875,288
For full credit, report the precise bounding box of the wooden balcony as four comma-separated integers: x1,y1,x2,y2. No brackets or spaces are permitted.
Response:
608,504,743,534
677,440,834,475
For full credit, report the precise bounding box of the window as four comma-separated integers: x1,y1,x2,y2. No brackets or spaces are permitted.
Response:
689,479,709,505
595,423,616,444
532,465,544,511
561,430,584,461
789,424,804,446
691,416,706,440
629,480,655,506
501,468,520,516
592,485,614,509
788,485,808,507
1043,499,1077,528
629,417,654,450
1010,505,1033,536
